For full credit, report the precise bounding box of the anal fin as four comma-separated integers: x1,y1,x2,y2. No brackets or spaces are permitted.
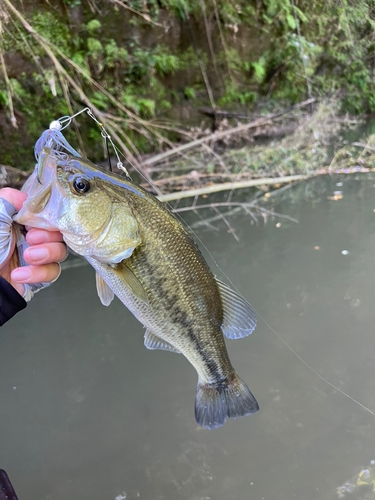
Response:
96,272,115,306
144,329,180,353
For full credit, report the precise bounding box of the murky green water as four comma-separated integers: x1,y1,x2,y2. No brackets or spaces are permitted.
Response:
1,174,375,500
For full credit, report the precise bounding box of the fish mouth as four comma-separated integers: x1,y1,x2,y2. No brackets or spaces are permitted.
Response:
15,148,62,230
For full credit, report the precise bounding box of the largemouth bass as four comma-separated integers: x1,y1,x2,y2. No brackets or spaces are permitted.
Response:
16,147,259,429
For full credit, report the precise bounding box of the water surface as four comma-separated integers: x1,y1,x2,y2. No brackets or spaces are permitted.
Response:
1,174,375,500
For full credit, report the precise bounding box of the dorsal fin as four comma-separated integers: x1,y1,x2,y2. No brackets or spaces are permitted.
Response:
216,278,257,339
96,272,115,306
144,329,181,353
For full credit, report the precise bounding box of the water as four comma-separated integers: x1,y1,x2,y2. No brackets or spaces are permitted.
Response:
1,173,375,500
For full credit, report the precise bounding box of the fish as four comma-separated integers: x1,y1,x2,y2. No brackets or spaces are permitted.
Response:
16,146,259,429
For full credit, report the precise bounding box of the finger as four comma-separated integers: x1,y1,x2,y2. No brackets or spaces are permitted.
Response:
11,263,61,284
23,242,67,265
26,229,64,245
0,188,27,212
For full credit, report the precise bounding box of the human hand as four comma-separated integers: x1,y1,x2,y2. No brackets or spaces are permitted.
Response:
0,187,67,299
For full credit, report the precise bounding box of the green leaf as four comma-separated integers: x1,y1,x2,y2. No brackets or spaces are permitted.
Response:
184,86,195,99
86,19,101,35
286,14,296,30
252,58,266,84
87,38,103,58
294,6,308,23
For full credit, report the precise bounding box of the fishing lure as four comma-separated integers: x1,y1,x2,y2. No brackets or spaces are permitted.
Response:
34,107,132,181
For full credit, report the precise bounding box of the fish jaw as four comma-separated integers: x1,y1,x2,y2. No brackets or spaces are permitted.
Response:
15,150,66,231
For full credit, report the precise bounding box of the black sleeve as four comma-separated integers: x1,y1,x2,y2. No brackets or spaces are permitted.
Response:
0,276,27,326
0,469,19,500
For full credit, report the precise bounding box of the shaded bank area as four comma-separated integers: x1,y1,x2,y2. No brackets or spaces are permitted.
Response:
0,0,375,175
2,100,375,208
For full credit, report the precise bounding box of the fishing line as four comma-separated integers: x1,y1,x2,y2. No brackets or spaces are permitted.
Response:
197,231,375,417
254,311,375,417
179,197,375,418
43,109,375,419
183,208,375,419
85,109,132,180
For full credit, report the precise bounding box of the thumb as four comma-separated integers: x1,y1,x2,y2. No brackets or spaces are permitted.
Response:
0,188,28,212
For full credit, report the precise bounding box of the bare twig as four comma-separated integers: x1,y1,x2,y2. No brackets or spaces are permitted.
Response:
257,206,299,223
173,201,299,224
200,143,229,173
192,209,220,231
212,206,240,241
190,206,242,228
109,0,162,27
173,201,257,213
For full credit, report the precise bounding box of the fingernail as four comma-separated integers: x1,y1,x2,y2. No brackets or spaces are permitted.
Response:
11,268,31,282
28,247,49,262
27,231,47,245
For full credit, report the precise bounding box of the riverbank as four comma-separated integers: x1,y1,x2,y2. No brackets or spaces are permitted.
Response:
153,103,375,202
2,99,375,202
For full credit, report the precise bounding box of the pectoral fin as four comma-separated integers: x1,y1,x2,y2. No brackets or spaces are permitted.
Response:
96,272,115,306
216,278,257,339
144,329,180,353
114,263,149,303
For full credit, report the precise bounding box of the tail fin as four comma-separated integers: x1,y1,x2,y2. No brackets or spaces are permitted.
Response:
195,375,259,430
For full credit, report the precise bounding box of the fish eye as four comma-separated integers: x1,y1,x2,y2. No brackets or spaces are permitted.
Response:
72,176,90,194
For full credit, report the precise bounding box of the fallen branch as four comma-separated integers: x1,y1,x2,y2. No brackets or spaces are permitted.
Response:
157,174,308,202
172,202,299,224
145,98,316,167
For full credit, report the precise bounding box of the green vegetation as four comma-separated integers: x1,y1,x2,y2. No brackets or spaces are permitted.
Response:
0,0,374,169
